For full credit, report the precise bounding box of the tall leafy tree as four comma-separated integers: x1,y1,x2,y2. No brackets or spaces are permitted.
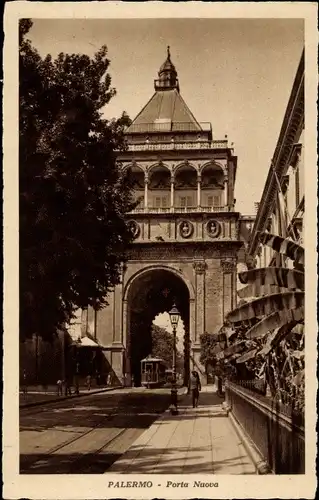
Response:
151,324,184,371
199,332,218,371
20,19,136,341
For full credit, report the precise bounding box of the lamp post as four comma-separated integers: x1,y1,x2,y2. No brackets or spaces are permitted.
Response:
169,303,180,414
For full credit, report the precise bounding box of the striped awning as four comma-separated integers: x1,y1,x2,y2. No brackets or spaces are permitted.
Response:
237,284,286,300
238,267,304,291
244,307,304,340
226,291,304,324
259,232,304,266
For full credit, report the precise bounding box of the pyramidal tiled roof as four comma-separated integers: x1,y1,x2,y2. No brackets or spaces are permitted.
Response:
127,89,202,132
126,48,202,134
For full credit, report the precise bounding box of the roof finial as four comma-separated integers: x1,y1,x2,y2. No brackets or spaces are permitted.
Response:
167,45,171,60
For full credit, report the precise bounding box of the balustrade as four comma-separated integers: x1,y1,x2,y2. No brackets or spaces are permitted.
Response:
129,205,228,214
126,140,228,152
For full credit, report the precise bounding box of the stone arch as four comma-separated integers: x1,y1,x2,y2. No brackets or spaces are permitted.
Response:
200,160,226,176
147,162,171,175
127,163,145,197
123,264,195,302
174,161,198,175
200,162,225,191
148,163,171,191
123,265,195,386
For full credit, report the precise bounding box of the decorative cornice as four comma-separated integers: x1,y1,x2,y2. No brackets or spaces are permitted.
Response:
127,241,242,261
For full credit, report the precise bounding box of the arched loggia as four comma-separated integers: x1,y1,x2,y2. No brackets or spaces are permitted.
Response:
124,268,191,386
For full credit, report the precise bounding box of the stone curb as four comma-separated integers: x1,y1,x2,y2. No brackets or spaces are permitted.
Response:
228,410,273,475
20,386,122,409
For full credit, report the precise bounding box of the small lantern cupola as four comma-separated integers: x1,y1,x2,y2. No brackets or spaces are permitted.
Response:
154,46,180,92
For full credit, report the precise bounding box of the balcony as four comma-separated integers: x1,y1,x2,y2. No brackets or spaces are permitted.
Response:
129,206,230,215
125,139,228,152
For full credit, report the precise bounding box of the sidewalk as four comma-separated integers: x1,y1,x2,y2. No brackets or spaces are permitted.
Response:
20,385,120,408
108,386,256,474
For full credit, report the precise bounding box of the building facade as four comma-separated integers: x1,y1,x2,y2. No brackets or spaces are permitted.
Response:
247,50,304,269
82,48,250,386
21,49,256,387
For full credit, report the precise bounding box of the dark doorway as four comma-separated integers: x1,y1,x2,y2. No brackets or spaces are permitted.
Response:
126,269,190,386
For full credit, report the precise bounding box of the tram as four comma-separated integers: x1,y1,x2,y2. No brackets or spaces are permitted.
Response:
141,356,167,388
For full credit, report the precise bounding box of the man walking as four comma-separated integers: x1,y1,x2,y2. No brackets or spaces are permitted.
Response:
189,371,201,408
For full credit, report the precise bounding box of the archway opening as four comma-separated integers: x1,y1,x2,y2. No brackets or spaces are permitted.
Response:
126,269,190,386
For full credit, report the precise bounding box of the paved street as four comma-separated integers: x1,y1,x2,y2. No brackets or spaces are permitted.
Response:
20,388,171,474
109,387,256,474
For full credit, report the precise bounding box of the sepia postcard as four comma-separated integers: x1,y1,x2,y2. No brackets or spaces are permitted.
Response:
3,1,318,499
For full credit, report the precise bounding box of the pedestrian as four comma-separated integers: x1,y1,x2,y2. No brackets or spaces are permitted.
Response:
86,374,91,391
57,379,63,396
22,369,28,397
189,370,201,408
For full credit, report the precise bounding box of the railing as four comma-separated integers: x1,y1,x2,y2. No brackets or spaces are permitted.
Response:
126,122,212,134
225,380,305,474
125,140,228,152
129,206,228,214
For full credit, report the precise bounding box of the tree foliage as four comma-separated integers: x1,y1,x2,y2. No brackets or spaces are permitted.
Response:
151,324,183,371
199,332,219,369
20,19,136,341
224,232,305,412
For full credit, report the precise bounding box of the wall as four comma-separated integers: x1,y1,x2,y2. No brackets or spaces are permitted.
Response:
226,381,305,474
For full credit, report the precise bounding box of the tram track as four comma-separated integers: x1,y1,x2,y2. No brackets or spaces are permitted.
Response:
20,389,172,474
20,395,127,473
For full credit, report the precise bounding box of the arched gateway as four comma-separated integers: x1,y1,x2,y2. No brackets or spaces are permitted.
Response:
124,266,193,385
78,48,247,386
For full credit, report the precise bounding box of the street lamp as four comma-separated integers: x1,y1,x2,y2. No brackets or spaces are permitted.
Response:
169,303,180,414
216,331,227,396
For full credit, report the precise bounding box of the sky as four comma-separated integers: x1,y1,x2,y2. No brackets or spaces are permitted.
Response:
28,18,304,216
28,18,304,341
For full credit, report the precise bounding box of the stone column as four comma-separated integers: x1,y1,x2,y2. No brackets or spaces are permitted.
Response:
170,176,175,208
144,173,148,209
113,284,123,343
221,258,237,320
224,176,228,208
197,175,201,207
193,260,206,343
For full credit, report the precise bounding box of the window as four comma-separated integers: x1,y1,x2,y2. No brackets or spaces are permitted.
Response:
207,195,221,207
154,196,168,208
180,197,186,207
179,196,193,207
